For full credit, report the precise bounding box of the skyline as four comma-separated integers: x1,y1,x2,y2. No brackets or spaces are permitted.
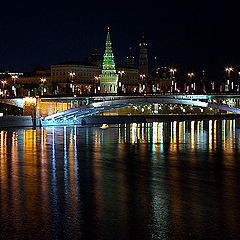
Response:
0,0,240,77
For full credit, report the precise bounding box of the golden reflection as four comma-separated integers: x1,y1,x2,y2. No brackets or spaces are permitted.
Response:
170,121,177,152
229,120,233,151
0,131,8,218
191,121,195,149
197,121,200,148
23,129,39,233
40,127,50,228
179,122,182,150
159,122,163,144
131,123,137,144
222,120,226,150
11,131,21,233
153,122,158,143
209,120,213,151
214,120,217,150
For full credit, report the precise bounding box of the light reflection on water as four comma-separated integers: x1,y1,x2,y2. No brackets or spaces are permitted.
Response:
1,119,240,239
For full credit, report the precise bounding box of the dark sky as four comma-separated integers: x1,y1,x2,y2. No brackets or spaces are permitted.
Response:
0,0,239,79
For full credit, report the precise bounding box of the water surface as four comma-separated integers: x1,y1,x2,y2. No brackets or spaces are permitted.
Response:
1,120,240,240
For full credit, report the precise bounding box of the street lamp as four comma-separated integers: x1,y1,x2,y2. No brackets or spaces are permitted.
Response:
11,75,18,97
1,80,7,96
69,72,76,93
139,74,146,81
1,80,7,88
187,72,195,92
188,72,194,80
170,68,177,92
225,67,233,79
117,71,125,93
12,75,18,84
94,76,101,94
40,78,47,84
94,76,100,82
40,78,47,95
225,67,233,91
139,74,146,93
69,72,76,78
118,70,125,77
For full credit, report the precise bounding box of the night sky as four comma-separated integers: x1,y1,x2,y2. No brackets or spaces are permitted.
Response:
0,0,239,80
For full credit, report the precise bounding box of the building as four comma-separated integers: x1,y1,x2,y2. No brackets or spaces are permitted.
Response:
152,64,172,91
139,34,148,76
17,69,51,85
127,46,135,68
99,28,118,93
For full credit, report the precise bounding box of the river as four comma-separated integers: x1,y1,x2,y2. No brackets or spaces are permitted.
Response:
0,120,240,239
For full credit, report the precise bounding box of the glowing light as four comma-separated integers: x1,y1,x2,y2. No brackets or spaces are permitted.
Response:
24,97,36,103
188,72,194,77
225,67,233,72
69,72,76,77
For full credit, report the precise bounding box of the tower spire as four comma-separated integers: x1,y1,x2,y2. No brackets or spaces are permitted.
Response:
100,28,118,93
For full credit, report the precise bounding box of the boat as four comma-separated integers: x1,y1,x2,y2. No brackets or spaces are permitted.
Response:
100,124,109,129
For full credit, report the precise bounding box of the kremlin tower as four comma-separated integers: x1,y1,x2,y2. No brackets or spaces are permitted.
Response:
100,28,118,93
139,34,148,76
127,46,135,68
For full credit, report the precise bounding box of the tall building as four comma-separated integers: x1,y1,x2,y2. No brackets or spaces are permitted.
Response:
127,46,135,68
100,28,118,93
139,34,148,75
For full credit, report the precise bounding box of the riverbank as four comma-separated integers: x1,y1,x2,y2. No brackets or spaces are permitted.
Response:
0,116,34,128
1,114,240,128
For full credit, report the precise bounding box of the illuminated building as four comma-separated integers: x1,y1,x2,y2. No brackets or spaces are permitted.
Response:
17,69,51,85
152,63,172,91
99,28,118,93
139,34,148,76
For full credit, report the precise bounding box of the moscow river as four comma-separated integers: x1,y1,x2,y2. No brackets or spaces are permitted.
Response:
1,120,240,239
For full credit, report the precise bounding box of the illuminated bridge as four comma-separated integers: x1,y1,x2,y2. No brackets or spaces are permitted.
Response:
40,94,240,126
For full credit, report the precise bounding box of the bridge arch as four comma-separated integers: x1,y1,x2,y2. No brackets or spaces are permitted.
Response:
41,96,240,126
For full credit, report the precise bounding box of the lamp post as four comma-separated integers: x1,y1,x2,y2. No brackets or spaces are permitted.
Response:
118,71,125,93
94,76,101,94
11,75,18,96
170,68,177,92
139,74,146,93
12,75,18,85
69,72,76,94
1,80,7,97
40,78,47,95
225,67,233,92
187,72,195,92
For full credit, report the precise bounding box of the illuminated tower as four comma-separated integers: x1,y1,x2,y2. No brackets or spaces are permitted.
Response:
139,34,148,75
127,46,135,68
100,27,118,93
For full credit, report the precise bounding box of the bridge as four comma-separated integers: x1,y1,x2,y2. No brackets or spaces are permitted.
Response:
39,94,240,126
1,94,240,126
